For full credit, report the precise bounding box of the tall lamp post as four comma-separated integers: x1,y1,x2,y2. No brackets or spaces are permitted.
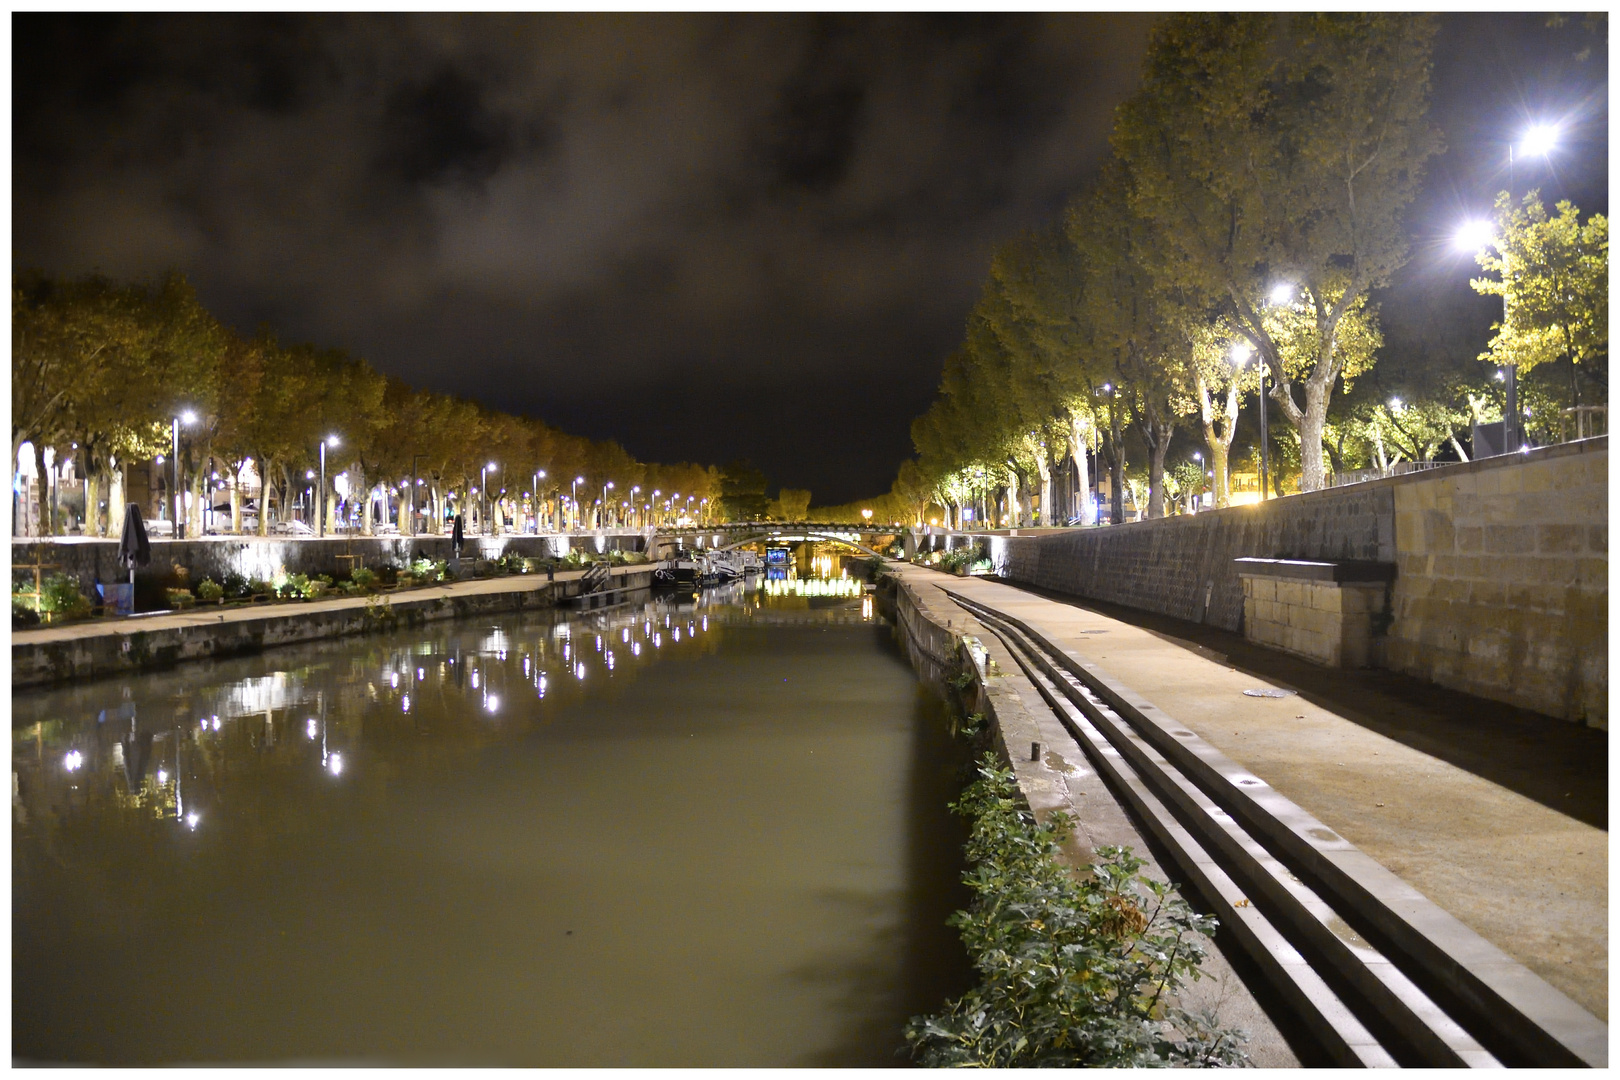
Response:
630,485,641,528
1452,125,1557,456
407,454,423,536
1233,343,1268,500
318,435,340,538
1192,451,1203,511
570,476,584,531
532,469,546,532
601,481,614,528
480,462,498,535
171,410,197,539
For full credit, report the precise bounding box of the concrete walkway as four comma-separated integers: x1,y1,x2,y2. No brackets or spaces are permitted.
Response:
12,566,596,647
918,566,1607,1023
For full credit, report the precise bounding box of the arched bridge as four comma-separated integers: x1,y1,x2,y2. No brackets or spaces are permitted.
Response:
656,521,901,560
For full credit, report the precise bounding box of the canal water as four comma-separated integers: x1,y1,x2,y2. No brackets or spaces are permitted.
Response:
12,574,975,1066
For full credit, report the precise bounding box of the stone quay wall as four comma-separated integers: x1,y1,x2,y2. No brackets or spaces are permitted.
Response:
940,439,1605,728
12,531,650,610
1384,441,1607,727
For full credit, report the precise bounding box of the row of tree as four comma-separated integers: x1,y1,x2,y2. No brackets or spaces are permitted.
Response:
896,14,1606,529
12,270,726,538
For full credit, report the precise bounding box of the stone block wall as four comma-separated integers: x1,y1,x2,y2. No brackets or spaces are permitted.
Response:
968,438,1606,727
1241,575,1387,669
993,480,1393,632
1384,440,1607,727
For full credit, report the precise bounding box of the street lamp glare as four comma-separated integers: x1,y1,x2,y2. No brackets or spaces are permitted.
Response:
1454,219,1494,253
1390,396,1403,409
1231,342,1254,364
1520,124,1557,158
180,410,198,425
1269,283,1294,305
575,476,584,484
487,461,497,471
326,434,340,447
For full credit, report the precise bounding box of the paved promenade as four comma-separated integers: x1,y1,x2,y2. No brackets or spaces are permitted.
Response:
897,564,1606,1024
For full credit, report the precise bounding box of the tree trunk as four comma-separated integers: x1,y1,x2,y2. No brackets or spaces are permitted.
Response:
36,443,52,536
1069,414,1095,525
1033,454,1052,527
108,459,126,534
1146,418,1172,520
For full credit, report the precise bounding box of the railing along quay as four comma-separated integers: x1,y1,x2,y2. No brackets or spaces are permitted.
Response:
943,588,1607,1069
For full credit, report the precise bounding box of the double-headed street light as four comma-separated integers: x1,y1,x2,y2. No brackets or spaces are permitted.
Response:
318,434,340,537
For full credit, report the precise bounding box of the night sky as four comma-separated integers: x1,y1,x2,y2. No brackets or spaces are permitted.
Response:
11,14,1608,504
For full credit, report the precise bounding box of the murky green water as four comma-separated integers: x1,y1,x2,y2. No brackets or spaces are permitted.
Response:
12,577,974,1066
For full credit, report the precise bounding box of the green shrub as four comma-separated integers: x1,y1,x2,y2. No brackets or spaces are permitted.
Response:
350,567,378,590
164,588,195,610
221,571,250,599
248,578,274,596
13,573,92,622
195,579,224,602
904,756,1247,1068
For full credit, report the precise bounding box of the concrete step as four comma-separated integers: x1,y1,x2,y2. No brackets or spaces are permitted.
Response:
945,588,1605,1069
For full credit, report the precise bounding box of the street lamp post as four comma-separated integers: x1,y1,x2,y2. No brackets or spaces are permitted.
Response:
480,462,498,535
601,482,614,529
407,455,423,536
318,435,340,538
1192,451,1203,511
171,410,197,539
571,477,584,532
533,470,546,532
630,486,641,528
1232,343,1268,500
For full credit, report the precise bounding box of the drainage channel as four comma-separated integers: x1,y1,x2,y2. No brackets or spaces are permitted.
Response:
943,588,1606,1069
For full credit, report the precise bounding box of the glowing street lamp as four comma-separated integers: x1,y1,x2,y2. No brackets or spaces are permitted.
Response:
602,481,614,528
1454,216,1521,452
1232,342,1268,500
571,476,584,531
533,469,547,533
481,461,498,535
318,434,340,537
171,410,199,539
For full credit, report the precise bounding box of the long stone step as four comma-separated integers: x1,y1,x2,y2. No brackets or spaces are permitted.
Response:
944,588,1606,1068
960,597,1490,1066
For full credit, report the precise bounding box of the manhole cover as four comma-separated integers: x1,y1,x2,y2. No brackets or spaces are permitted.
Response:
1242,688,1296,698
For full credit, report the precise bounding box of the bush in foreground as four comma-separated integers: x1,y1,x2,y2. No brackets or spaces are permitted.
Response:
905,756,1247,1068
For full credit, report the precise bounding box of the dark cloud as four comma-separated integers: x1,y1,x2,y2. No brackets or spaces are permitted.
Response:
22,15,1597,504
14,12,1155,502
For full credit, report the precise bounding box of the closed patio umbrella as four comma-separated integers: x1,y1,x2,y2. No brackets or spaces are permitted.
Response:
117,503,151,586
452,514,464,558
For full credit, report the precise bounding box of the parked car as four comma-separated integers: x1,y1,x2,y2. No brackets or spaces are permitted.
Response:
271,520,315,536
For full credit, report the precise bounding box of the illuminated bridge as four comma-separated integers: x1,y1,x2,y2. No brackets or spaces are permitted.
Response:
655,521,903,560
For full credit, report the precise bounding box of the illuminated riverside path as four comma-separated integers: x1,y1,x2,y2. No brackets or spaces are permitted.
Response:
12,573,975,1066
